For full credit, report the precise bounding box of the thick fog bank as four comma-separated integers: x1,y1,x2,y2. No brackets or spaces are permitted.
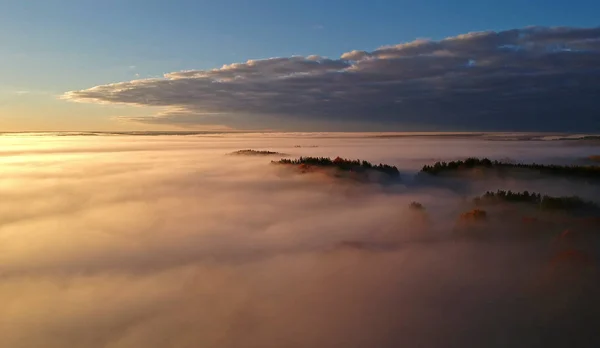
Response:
1,134,599,348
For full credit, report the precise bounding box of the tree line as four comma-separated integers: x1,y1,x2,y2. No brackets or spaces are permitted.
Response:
421,157,600,180
473,189,599,213
275,156,400,178
231,149,284,155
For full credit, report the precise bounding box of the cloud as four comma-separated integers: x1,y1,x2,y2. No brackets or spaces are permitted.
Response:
4,89,54,96
63,26,600,131
1,133,600,347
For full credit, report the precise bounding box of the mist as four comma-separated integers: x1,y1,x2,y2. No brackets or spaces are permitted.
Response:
1,133,599,348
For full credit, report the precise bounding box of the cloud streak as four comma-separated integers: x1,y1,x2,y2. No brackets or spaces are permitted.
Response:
63,26,600,131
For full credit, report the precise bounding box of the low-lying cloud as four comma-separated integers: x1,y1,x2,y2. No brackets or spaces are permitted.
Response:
63,26,600,131
1,133,599,348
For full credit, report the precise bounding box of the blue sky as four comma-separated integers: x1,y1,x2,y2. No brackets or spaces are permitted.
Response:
1,0,599,131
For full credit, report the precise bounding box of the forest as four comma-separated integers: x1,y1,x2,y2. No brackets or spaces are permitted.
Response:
473,190,600,213
230,149,286,156
274,156,401,178
421,157,600,180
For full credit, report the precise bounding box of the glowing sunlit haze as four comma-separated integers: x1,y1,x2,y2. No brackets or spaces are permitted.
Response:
1,132,600,347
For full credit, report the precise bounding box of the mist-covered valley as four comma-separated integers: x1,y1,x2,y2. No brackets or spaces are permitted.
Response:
1,132,599,348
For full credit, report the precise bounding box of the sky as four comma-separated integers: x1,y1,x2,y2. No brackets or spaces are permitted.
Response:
1,0,599,132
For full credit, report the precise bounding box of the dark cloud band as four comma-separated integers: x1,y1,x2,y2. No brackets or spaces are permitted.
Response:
63,26,600,131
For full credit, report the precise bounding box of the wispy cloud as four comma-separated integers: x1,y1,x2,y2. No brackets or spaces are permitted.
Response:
6,88,54,97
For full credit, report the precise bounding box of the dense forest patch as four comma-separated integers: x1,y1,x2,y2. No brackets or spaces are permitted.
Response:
421,157,600,181
273,156,401,183
230,149,288,156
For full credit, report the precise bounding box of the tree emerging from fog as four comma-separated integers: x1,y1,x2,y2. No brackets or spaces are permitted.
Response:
230,149,287,156
409,202,425,211
473,190,600,214
274,156,401,179
421,157,600,181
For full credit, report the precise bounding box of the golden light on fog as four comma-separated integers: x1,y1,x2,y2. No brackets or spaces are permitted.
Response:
0,133,599,348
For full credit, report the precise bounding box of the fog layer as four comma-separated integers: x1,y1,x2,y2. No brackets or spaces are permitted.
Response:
1,133,599,348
